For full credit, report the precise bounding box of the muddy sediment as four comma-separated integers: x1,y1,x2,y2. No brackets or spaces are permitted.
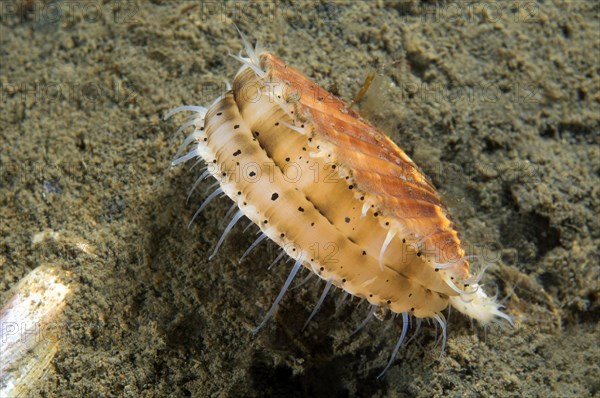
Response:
1,1,598,397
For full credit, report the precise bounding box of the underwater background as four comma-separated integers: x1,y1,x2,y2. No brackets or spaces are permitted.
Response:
1,1,598,396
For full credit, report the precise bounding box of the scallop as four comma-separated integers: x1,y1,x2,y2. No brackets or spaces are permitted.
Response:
166,30,511,375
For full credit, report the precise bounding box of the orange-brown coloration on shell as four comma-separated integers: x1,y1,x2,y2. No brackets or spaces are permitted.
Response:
265,54,469,281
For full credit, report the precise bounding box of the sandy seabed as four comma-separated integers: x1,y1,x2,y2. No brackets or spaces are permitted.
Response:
1,1,599,397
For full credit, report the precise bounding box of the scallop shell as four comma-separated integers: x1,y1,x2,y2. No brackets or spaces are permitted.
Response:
167,32,511,375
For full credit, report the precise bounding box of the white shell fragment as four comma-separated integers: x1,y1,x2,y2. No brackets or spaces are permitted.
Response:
1,265,70,397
